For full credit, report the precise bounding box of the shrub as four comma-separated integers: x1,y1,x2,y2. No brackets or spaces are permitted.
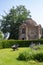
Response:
34,52,43,62
18,51,43,62
2,40,17,48
0,41,3,49
18,51,34,61
0,40,31,48
0,39,43,48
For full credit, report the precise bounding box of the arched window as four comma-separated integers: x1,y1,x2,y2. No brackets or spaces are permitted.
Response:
22,28,26,34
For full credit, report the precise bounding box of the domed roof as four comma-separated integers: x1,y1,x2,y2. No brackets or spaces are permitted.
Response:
25,18,37,26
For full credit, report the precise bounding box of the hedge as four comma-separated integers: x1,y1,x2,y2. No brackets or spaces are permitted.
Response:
0,39,43,48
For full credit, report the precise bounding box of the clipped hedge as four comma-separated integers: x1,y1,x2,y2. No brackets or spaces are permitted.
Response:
0,39,43,48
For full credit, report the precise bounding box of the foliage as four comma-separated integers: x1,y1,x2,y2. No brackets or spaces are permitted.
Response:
18,51,34,61
0,39,43,49
0,31,4,40
18,48,43,62
34,52,43,62
1,5,31,39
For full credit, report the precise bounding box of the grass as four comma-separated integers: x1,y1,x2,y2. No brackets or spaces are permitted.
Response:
0,46,43,65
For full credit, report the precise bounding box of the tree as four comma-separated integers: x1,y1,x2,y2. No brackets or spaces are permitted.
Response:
1,5,31,39
0,31,4,40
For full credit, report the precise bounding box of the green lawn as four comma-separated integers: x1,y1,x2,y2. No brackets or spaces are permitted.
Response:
0,46,43,65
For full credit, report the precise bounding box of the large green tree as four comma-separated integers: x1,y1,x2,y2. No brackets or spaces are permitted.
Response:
1,5,31,39
0,31,4,40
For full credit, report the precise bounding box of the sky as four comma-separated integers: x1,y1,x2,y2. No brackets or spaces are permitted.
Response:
0,0,43,27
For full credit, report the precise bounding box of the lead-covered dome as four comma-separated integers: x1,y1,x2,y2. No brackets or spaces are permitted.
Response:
25,18,37,26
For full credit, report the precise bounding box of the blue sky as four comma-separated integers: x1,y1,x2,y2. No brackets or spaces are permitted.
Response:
0,0,43,27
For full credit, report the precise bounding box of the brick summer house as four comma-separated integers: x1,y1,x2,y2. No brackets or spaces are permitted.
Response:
19,18,42,40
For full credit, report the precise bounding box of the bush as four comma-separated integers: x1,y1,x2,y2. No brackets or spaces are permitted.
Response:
0,41,3,49
1,40,17,48
0,39,43,48
34,52,43,62
18,51,34,61
0,40,32,48
18,51,43,62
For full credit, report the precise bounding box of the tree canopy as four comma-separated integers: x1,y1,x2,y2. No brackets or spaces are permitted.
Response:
0,31,4,40
1,5,31,39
